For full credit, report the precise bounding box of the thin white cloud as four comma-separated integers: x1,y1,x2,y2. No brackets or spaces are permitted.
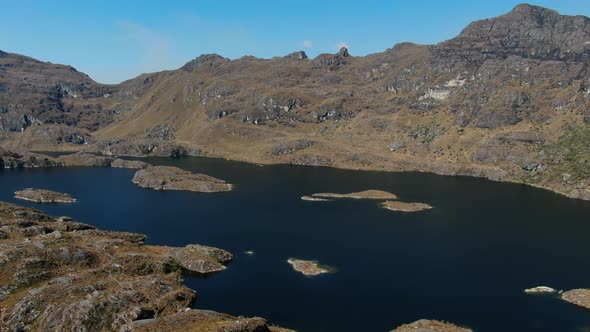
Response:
303,40,313,48
110,21,183,82
336,41,350,50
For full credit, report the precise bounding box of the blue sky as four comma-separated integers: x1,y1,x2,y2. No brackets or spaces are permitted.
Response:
1,0,588,84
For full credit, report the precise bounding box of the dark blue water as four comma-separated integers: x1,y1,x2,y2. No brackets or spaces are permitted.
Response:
1,157,590,331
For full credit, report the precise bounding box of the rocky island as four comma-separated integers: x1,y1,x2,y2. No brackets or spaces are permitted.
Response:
132,166,232,192
14,188,77,203
0,201,290,331
287,258,331,276
382,201,433,212
301,195,331,202
524,286,559,294
311,190,397,200
390,319,472,332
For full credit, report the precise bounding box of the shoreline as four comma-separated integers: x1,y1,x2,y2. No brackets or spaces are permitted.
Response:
13,147,590,202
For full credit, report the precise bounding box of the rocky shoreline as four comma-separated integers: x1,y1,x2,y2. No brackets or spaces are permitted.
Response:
0,201,291,332
14,188,77,204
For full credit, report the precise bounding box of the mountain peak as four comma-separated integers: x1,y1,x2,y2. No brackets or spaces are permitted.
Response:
181,54,229,71
442,3,590,61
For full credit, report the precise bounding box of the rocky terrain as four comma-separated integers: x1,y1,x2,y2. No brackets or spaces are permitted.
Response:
1,4,590,201
390,319,472,332
381,201,432,212
0,201,291,331
132,166,232,192
14,188,77,203
311,190,397,200
561,289,590,310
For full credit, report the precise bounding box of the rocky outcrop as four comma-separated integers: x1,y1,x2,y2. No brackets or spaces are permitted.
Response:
311,190,397,200
562,289,590,310
390,319,472,332
166,244,233,274
382,201,432,212
132,166,232,192
110,158,150,169
14,188,77,203
271,139,314,156
0,148,63,169
0,201,290,332
134,309,294,332
286,259,330,276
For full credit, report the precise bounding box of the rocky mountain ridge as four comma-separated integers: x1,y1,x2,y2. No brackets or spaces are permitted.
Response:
1,3,589,200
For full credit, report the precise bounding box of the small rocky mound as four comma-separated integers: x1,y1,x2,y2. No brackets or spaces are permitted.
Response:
524,286,558,294
390,319,472,332
135,309,294,332
311,190,397,200
287,258,330,276
382,201,432,212
132,166,232,192
166,244,233,274
562,289,590,310
14,188,77,203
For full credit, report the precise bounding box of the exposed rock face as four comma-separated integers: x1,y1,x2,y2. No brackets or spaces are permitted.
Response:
0,148,63,169
311,190,397,200
382,201,432,212
135,309,294,332
132,166,232,192
286,259,330,276
0,201,290,332
271,139,314,156
390,319,473,332
562,289,590,310
14,188,77,203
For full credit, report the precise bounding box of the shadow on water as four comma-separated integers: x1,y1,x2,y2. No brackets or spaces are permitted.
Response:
2,156,590,331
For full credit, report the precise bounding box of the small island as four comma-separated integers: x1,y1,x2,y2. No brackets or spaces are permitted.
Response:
390,319,472,332
381,201,432,212
561,289,590,310
301,196,331,202
14,188,77,203
311,190,397,200
524,286,558,294
132,166,232,192
287,258,331,276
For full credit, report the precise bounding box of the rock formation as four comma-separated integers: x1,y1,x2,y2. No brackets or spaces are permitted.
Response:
132,166,232,192
14,188,77,203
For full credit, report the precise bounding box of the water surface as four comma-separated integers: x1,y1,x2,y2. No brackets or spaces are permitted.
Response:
1,157,590,331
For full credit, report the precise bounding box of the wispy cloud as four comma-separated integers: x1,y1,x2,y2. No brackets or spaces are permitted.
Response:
303,40,313,48
109,20,183,82
336,41,350,50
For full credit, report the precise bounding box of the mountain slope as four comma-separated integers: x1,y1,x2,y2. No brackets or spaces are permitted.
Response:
1,3,589,200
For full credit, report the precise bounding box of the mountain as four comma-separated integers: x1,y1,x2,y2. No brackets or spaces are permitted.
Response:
1,3,589,200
